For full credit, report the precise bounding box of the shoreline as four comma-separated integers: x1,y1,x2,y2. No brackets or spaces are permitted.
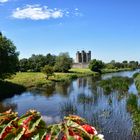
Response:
6,68,135,91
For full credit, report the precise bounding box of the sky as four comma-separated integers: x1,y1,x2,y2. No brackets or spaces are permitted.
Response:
0,0,140,62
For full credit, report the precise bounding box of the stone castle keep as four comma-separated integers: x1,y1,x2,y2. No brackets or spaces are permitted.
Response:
76,50,91,63
72,50,91,68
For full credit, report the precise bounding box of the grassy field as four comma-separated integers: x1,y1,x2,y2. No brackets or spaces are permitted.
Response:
7,68,97,89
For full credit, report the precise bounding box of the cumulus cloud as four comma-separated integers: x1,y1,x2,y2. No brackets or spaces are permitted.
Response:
12,5,82,20
12,5,64,20
0,0,9,3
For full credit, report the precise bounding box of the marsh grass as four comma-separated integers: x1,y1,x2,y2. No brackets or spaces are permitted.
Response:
102,68,132,74
77,93,94,104
126,94,138,113
135,73,140,93
126,94,140,136
59,100,77,117
98,76,133,94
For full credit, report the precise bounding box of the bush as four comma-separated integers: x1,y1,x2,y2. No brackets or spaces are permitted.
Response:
41,65,54,79
89,59,104,73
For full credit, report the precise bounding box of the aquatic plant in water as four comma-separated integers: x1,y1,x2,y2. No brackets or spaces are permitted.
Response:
0,110,104,140
77,93,94,104
98,76,133,94
60,100,77,117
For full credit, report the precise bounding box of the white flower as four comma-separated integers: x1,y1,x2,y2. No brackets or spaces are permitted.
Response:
97,134,105,140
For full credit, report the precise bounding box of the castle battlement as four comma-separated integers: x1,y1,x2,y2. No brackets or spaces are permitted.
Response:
76,50,91,63
72,50,91,68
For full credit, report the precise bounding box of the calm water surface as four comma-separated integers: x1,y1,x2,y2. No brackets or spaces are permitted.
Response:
0,70,140,140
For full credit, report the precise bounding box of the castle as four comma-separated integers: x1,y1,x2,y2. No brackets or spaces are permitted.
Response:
72,50,91,68
76,50,91,63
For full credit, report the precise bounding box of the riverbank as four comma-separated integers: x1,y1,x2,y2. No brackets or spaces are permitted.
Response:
6,68,134,89
102,68,132,74
0,80,26,100
134,73,140,93
6,68,98,89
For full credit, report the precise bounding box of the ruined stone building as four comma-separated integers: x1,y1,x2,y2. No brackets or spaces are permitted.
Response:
72,50,91,68
76,50,91,63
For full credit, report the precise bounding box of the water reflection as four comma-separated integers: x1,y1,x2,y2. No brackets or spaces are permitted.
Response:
0,102,17,113
55,81,73,97
0,70,140,139
59,100,77,118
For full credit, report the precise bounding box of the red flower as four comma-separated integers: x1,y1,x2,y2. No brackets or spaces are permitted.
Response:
46,134,51,140
69,128,75,136
62,135,67,140
82,124,97,135
23,115,33,125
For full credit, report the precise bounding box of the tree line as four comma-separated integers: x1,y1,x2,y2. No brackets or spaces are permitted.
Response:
89,59,139,73
0,33,73,80
0,32,140,80
19,53,73,73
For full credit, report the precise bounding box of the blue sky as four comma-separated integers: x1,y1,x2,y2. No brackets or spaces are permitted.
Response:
0,0,140,62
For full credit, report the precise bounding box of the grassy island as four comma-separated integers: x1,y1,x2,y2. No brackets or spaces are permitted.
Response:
6,68,98,89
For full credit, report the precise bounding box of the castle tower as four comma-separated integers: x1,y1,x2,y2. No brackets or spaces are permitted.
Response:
76,50,91,63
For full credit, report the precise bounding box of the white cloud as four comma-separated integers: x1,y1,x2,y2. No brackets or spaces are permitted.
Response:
0,0,9,3
75,8,79,11
12,5,64,20
74,8,83,17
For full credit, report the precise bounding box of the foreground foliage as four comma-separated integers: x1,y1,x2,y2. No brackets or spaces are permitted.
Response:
0,110,104,140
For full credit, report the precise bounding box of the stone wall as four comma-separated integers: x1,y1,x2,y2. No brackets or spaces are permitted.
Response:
72,63,89,68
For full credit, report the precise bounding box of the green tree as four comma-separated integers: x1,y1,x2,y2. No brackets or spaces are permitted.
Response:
41,65,54,79
0,32,19,79
129,61,139,70
19,58,29,72
28,54,46,72
45,53,56,66
105,63,115,69
89,59,104,73
54,53,72,72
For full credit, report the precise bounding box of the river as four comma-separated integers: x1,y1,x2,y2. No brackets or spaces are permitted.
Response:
0,70,140,140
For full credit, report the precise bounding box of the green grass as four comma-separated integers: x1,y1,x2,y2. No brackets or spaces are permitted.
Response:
69,68,93,73
102,68,132,74
134,73,140,93
99,76,133,94
7,72,52,88
7,68,97,88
